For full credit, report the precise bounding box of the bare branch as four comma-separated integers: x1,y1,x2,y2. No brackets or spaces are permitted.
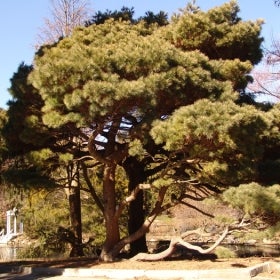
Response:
81,162,104,213
35,0,92,48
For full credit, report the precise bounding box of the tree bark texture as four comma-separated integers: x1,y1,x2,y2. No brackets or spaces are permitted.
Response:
100,164,120,261
68,176,84,257
123,157,148,255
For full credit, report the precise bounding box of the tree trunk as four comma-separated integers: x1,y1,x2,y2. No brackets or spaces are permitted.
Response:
123,157,148,255
100,163,120,261
68,173,84,257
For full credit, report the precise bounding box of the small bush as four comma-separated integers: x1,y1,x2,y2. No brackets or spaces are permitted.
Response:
17,243,68,259
215,246,237,259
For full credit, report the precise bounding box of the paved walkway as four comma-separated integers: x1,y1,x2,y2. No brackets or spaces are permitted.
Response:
1,261,279,280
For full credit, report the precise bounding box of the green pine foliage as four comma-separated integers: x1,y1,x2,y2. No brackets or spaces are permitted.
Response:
223,183,280,225
170,0,263,64
29,1,263,129
150,99,275,185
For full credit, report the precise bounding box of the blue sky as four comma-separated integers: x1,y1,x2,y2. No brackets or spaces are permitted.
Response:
0,0,279,108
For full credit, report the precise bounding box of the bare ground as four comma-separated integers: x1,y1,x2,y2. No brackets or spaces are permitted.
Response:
1,256,279,270
91,257,280,271
1,257,280,279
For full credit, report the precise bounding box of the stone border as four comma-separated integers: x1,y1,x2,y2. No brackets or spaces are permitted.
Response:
249,261,280,278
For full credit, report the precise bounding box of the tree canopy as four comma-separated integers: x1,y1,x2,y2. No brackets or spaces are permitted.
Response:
30,1,263,130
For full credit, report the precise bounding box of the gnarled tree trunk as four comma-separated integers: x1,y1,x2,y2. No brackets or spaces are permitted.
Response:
100,163,120,261
67,163,84,257
68,183,84,256
123,157,148,256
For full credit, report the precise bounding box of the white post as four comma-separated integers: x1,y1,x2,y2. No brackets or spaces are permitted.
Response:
6,210,11,235
13,214,17,235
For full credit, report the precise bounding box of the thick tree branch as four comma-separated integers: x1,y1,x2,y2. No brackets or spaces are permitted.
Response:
115,183,151,220
132,220,250,261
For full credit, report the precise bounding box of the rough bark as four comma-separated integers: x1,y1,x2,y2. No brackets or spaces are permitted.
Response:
108,184,169,258
87,121,129,261
68,185,84,256
68,165,84,257
100,164,120,262
123,157,148,255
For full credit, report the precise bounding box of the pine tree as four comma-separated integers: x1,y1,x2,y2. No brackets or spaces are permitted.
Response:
28,1,276,261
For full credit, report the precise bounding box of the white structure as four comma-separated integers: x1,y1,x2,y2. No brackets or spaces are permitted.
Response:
6,209,17,235
0,208,22,244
